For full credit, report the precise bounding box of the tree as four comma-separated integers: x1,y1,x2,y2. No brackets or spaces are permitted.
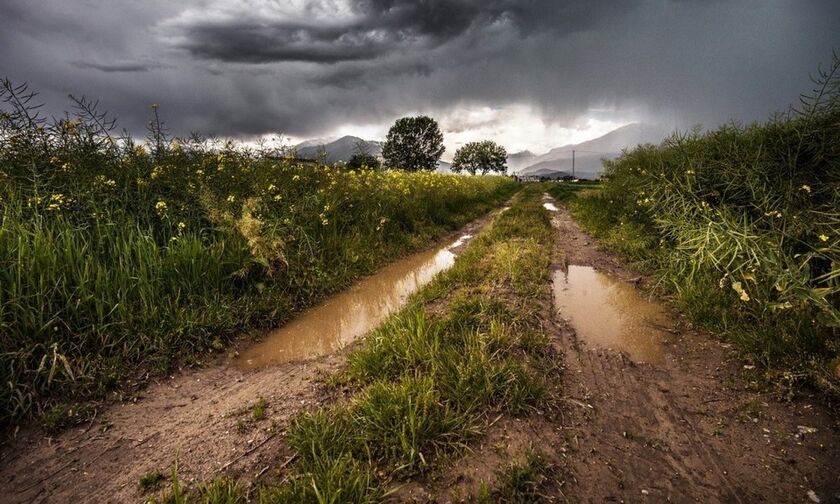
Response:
381,116,445,171
346,139,381,170
451,140,508,175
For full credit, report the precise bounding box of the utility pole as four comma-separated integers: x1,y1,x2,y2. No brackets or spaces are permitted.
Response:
572,149,575,178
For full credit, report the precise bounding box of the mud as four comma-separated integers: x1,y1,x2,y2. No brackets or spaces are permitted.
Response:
552,265,670,363
546,195,839,503
238,233,473,368
0,209,499,504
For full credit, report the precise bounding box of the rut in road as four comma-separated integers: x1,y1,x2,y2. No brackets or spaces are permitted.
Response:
0,209,500,504
545,194,838,503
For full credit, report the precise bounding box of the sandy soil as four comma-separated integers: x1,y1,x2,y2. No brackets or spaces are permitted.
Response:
0,211,498,504
546,195,839,503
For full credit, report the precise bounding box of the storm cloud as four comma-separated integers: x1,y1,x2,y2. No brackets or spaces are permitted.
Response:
1,0,838,148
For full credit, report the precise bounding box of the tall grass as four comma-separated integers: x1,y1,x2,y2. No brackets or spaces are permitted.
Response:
568,55,840,396
0,81,517,423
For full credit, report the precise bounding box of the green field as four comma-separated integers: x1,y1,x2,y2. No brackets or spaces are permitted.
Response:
0,104,517,424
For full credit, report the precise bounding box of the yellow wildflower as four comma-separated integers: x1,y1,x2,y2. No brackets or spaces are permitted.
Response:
94,174,116,187
819,234,829,242
155,201,167,215
227,195,236,203
177,221,187,231
800,184,811,193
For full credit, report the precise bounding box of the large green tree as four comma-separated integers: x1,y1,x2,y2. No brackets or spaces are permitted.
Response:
451,140,508,175
381,116,445,171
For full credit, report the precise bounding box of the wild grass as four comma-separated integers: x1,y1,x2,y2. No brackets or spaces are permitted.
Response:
260,186,556,501
477,447,551,503
150,460,245,504
0,80,518,424
543,179,600,203
566,55,840,397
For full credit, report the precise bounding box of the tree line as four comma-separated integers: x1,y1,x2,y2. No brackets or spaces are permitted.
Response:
350,115,508,175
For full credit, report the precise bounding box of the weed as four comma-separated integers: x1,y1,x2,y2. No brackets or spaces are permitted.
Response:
482,448,551,503
252,398,268,421
139,470,165,492
151,460,245,504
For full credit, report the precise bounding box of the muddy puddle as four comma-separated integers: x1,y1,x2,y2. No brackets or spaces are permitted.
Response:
552,265,671,363
237,234,474,368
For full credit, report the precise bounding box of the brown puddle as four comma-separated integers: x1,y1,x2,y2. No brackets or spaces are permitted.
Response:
552,265,671,363
236,235,473,369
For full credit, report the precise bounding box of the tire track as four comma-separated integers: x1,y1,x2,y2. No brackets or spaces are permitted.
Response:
546,195,839,503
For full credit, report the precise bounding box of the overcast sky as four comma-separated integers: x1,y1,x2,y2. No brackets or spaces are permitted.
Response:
2,0,838,155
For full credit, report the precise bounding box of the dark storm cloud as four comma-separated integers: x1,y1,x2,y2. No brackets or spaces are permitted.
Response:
1,0,839,142
169,0,639,64
71,61,161,73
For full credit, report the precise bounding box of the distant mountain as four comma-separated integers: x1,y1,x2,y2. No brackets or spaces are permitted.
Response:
506,150,536,172
517,123,668,179
294,135,382,163
292,123,668,178
437,160,452,173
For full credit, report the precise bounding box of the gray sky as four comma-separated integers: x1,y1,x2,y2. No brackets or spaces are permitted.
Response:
2,0,838,154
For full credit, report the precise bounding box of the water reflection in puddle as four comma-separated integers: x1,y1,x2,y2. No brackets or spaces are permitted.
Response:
543,202,559,211
237,235,474,368
552,265,670,363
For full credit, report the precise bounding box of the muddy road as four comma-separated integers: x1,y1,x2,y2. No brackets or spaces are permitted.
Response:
2,196,838,503
0,211,495,503
545,195,838,502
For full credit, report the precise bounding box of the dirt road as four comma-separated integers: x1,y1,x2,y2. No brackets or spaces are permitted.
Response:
546,196,838,502
0,213,496,503
2,198,837,503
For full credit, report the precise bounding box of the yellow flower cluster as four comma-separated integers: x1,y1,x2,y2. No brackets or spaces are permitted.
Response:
94,174,117,188
47,193,67,212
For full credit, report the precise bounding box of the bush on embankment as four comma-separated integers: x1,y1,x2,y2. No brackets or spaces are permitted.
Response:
0,83,517,424
567,56,840,398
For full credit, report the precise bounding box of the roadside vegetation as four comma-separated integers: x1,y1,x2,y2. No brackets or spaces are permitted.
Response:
148,186,557,502
0,81,517,424
561,56,840,398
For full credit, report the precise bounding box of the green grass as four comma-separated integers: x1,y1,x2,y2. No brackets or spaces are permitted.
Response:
150,461,245,504
477,448,551,504
565,55,840,398
139,470,166,492
543,179,601,203
0,81,518,424
256,185,556,501
252,398,268,421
